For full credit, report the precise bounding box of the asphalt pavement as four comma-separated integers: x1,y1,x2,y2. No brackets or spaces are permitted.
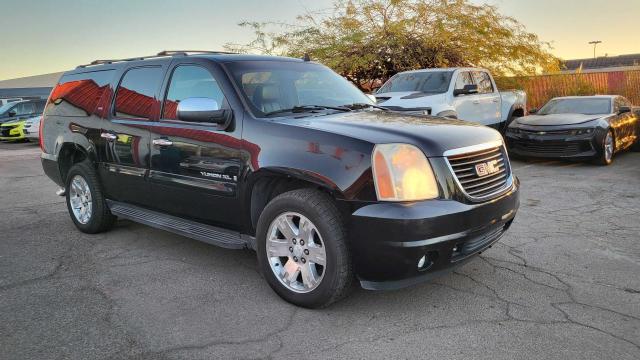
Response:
1,141,639,359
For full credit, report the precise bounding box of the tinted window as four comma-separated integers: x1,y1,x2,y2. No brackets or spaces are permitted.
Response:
228,61,371,117
454,72,474,90
378,71,453,93
163,65,225,120
539,98,612,115
115,67,163,120
49,70,116,117
473,72,494,93
19,102,36,115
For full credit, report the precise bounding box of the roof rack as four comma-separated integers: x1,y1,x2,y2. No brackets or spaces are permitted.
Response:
77,50,237,68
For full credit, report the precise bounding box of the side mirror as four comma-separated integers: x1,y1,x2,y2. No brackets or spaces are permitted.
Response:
529,108,538,114
8,110,17,117
177,97,229,124
366,94,377,104
453,84,479,96
618,106,631,114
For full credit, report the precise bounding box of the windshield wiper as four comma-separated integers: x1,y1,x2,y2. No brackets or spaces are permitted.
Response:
264,105,351,117
341,103,389,111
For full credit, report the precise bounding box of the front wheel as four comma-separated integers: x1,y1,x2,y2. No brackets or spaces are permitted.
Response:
594,130,615,166
256,189,353,308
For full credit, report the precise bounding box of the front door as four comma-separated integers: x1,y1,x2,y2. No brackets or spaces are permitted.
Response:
452,71,482,122
148,60,245,229
472,71,501,127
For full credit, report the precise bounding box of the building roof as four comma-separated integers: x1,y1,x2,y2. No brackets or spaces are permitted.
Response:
563,53,640,71
0,72,64,89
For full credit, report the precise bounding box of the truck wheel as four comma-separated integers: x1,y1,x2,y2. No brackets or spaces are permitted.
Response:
256,189,353,308
65,160,116,233
594,130,615,166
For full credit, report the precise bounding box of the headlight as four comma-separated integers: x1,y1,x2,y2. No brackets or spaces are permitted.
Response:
372,144,439,201
570,128,595,135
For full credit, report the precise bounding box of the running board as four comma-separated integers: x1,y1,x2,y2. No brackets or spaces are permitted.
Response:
106,200,252,250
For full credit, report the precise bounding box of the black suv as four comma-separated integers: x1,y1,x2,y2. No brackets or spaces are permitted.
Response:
40,51,520,308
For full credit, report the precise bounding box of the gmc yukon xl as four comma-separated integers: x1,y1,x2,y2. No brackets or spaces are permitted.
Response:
40,51,520,308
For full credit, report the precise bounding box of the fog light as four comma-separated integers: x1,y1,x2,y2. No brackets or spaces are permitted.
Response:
417,255,426,269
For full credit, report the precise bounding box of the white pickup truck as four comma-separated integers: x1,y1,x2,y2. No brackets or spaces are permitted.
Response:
374,68,526,132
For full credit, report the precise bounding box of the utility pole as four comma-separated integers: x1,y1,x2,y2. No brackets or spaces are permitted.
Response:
588,41,602,59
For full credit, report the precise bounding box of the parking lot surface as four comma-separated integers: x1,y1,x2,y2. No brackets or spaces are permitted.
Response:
1,141,639,360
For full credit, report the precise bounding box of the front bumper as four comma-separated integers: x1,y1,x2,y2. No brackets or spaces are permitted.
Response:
0,122,26,141
348,178,520,290
505,130,601,159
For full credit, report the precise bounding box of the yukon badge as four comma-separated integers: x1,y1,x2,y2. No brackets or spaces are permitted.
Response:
475,160,500,177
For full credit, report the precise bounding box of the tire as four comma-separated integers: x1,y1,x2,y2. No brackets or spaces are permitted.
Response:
65,160,116,233
256,189,353,308
594,130,615,166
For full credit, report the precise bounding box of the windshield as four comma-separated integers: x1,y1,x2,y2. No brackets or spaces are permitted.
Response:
539,98,612,115
226,61,372,117
377,71,453,94
0,102,17,115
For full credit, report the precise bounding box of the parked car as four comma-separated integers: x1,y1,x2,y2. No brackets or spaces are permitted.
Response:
23,115,42,140
374,68,527,132
0,99,46,126
0,98,23,107
0,119,27,141
40,51,519,308
505,95,640,165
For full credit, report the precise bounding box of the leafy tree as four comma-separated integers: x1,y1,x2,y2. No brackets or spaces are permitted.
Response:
225,0,560,91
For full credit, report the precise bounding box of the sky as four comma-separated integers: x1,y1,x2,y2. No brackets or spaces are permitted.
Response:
1,0,639,80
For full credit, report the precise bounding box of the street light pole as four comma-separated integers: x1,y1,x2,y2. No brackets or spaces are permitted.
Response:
588,41,602,59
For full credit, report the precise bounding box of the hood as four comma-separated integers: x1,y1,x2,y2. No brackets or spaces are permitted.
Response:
375,91,447,109
284,110,503,157
515,113,605,126
0,119,24,127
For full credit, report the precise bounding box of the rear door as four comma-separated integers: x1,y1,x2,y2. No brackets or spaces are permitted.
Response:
147,59,245,228
100,63,168,207
452,71,481,121
471,71,501,127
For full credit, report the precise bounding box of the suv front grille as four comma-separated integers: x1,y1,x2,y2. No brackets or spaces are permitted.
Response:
446,144,511,200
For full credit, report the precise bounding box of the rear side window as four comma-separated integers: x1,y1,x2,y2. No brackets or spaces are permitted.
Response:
49,70,115,117
162,65,225,120
114,67,164,120
473,72,494,94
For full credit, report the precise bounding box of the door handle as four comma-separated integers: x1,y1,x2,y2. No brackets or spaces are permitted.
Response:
473,100,481,104
152,138,173,146
492,98,499,103
100,132,117,141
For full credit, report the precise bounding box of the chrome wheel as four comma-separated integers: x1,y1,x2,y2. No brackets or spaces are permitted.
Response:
69,175,92,224
266,212,326,293
604,132,614,162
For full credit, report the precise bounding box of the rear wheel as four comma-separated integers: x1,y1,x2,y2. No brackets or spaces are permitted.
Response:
65,160,116,233
256,189,353,308
595,130,615,166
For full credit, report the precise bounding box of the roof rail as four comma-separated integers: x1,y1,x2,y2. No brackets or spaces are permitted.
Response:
76,50,236,68
156,50,237,56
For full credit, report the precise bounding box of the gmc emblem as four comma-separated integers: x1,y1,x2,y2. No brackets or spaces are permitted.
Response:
475,160,500,177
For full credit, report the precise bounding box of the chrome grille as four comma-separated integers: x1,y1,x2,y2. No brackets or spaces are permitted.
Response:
446,145,511,200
